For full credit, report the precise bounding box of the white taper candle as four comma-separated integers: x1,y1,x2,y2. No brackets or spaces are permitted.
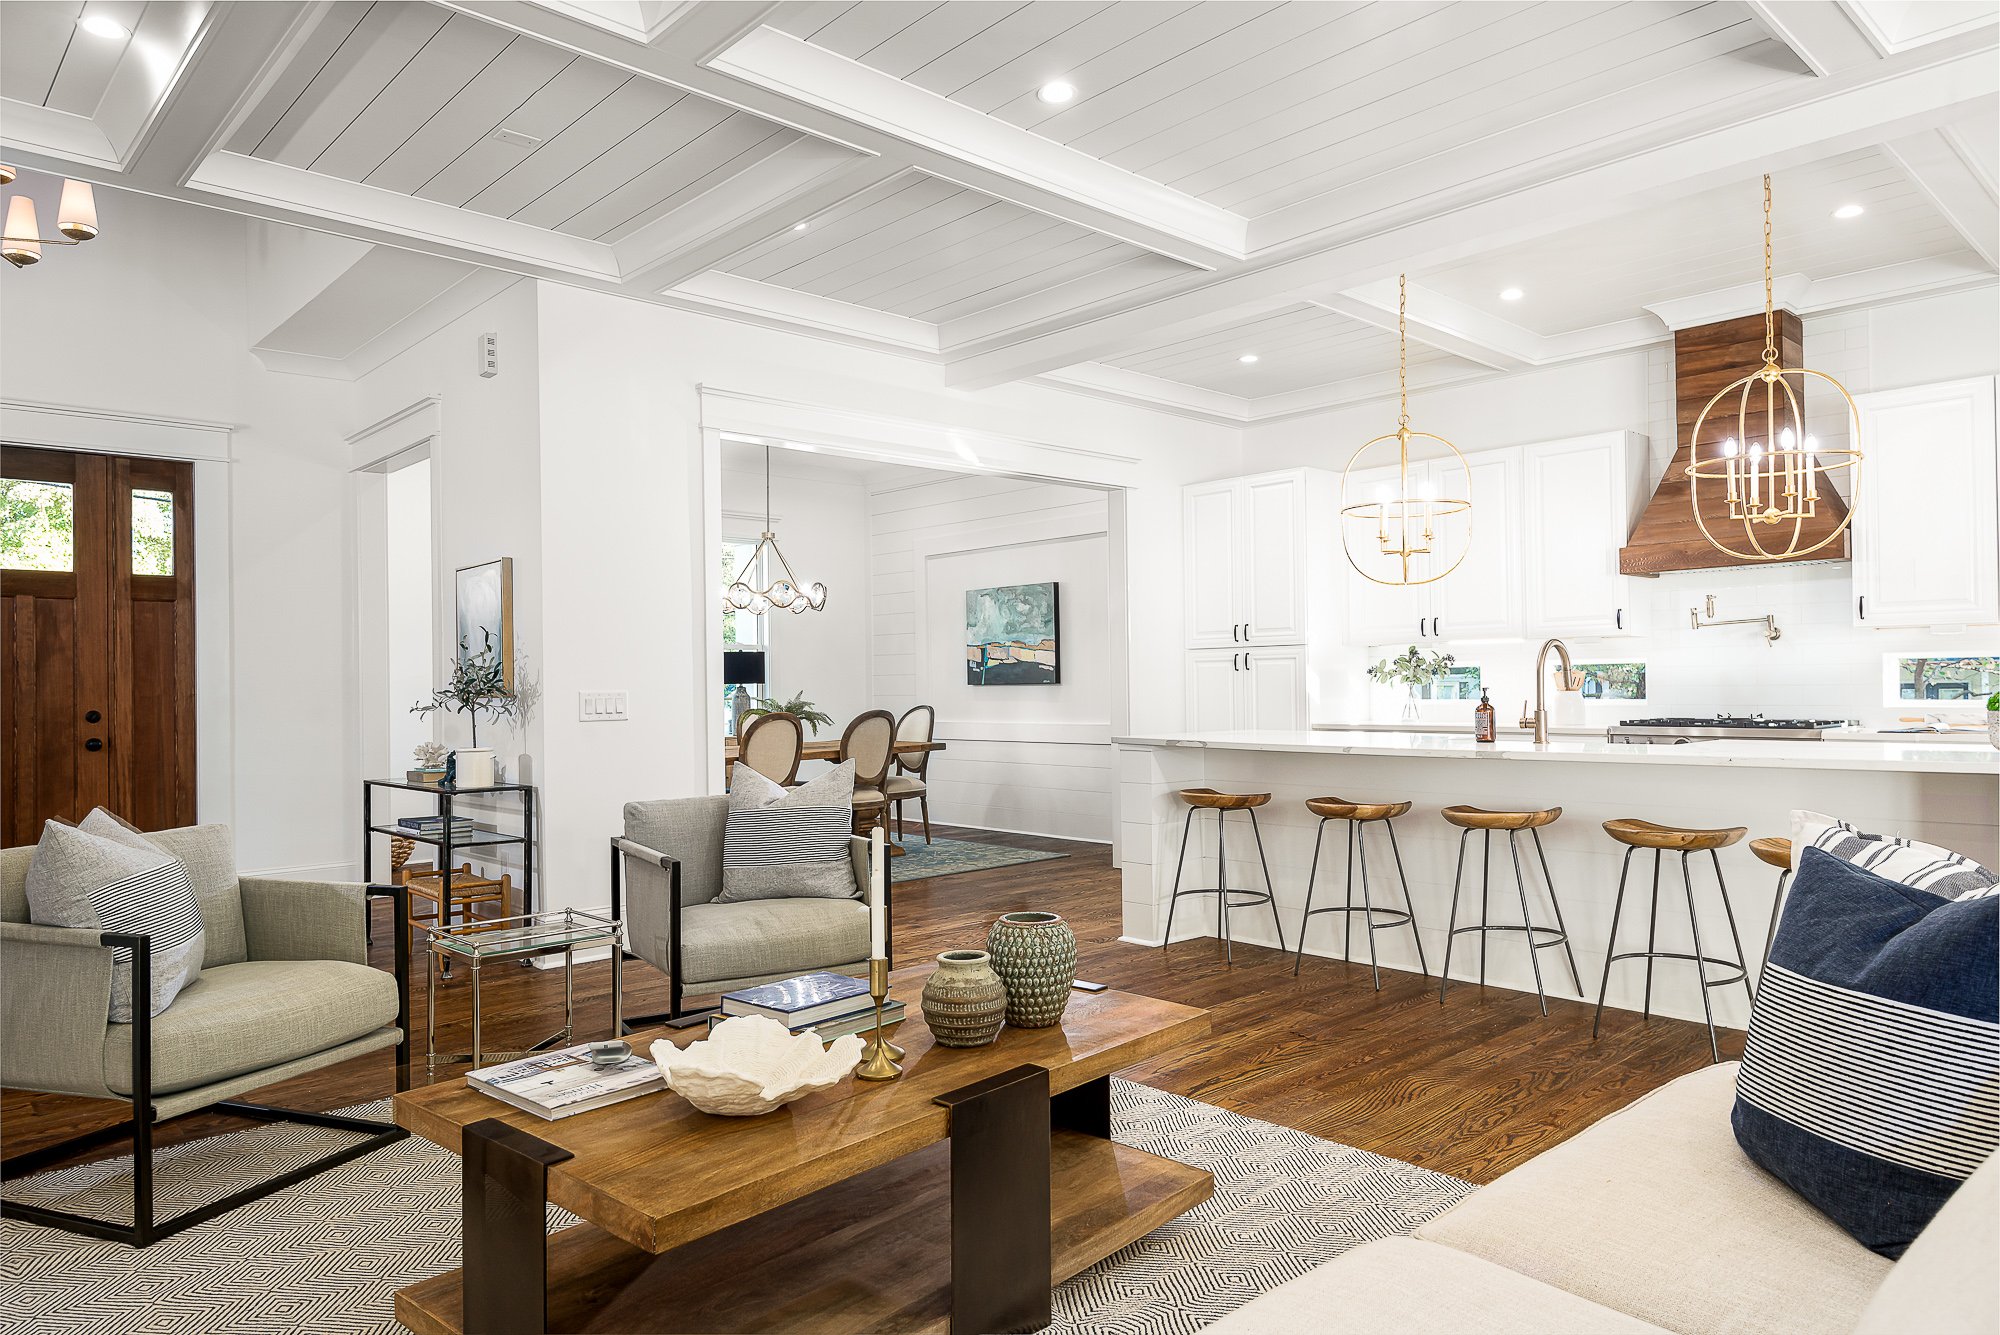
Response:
869,824,887,958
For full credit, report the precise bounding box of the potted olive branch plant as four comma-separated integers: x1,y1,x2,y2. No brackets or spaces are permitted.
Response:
1368,645,1459,723
411,630,520,787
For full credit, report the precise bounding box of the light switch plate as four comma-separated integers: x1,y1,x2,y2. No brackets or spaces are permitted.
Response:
578,691,628,721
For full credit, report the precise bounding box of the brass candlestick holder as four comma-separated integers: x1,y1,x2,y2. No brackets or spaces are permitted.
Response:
854,957,902,1081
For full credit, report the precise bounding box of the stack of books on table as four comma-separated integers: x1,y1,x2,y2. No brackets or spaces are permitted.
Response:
398,814,480,838
715,971,904,1043
467,1043,663,1120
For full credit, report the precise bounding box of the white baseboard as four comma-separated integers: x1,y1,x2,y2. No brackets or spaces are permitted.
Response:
933,820,1110,846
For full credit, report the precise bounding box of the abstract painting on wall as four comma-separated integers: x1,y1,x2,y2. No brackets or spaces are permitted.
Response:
455,557,514,690
966,582,1060,686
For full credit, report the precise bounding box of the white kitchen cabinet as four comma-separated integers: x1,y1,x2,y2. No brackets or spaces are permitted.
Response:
1342,451,1523,644
1183,469,1333,648
1852,376,1999,629
1185,646,1308,731
1522,431,1649,636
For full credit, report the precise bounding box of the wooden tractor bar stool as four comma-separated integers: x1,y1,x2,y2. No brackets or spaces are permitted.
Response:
1593,819,1757,1064
1164,788,1286,963
1294,797,1426,989
1438,806,1582,1015
1751,836,1794,968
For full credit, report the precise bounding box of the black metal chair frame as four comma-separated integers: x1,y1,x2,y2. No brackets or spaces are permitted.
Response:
1294,814,1428,988
1438,827,1583,1016
1592,845,1757,1064
609,835,892,1031
1162,804,1285,963
0,885,413,1248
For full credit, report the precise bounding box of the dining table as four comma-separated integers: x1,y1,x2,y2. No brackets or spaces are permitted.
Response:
721,737,946,764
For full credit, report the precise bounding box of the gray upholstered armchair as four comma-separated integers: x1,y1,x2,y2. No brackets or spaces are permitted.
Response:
0,824,410,1246
609,795,888,1026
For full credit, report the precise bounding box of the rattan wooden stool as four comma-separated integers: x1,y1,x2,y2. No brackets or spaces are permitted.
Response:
1593,819,1756,1063
1164,789,1285,963
1437,806,1581,1015
1294,798,1426,989
1751,836,1794,968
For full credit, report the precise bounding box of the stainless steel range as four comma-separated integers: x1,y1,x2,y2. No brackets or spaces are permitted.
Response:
1607,715,1852,745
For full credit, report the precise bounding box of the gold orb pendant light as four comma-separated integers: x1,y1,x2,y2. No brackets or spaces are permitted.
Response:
1683,175,1860,561
1339,275,1473,586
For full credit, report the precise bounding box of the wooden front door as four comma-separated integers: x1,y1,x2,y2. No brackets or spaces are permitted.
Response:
2,447,195,844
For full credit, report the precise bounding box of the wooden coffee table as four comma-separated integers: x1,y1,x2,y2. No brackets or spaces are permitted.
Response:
392,976,1210,1335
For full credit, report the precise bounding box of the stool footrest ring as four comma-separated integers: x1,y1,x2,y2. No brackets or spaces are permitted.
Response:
1604,949,1749,988
1303,905,1414,931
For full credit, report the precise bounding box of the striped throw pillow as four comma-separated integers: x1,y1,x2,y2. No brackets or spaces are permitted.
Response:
24,819,205,1022
1734,846,1999,1258
1792,809,1998,901
719,761,859,903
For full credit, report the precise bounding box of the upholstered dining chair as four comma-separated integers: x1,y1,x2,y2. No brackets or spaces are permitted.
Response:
0,824,410,1247
841,709,897,838
888,704,935,844
737,710,804,787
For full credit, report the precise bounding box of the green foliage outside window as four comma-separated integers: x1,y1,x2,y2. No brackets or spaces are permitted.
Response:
1,479,75,571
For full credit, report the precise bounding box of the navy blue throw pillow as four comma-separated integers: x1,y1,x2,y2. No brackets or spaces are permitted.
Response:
1733,847,1999,1258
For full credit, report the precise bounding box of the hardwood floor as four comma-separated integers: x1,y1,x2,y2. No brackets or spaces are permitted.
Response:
0,826,1741,1186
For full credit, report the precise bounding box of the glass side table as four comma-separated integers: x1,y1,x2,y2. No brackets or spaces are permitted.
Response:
425,908,623,1070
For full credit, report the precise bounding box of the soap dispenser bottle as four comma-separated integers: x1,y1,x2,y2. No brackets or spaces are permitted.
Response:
1474,688,1496,743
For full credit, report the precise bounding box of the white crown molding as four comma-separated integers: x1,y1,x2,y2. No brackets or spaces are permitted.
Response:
703,25,1244,267
1644,274,1817,330
0,101,122,171
345,270,524,381
1309,283,1538,373
1034,366,1253,426
526,1,701,46
1844,0,2000,57
1884,126,2000,269
1743,1,1881,75
346,396,443,472
669,272,939,351
0,399,234,461
1795,256,1998,315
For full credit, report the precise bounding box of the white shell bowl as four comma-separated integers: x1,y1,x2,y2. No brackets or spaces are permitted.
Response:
650,1015,865,1116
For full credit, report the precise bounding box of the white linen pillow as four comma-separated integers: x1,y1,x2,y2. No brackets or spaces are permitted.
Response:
1790,809,1998,901
25,817,204,1021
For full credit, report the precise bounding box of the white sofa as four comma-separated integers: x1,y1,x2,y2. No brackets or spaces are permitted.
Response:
1209,1063,1999,1335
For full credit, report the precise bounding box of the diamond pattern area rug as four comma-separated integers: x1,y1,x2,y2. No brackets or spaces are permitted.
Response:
891,834,1068,881
1,1080,1470,1334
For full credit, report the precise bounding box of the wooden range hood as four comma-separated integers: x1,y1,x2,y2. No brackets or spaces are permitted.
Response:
1619,311,1849,574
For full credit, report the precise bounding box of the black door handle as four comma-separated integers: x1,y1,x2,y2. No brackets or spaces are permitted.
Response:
84,738,103,752
84,709,102,723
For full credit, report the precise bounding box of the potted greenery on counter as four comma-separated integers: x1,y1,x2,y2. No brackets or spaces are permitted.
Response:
1368,646,1458,723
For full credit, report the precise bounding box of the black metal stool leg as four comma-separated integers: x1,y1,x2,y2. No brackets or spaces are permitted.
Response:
1761,868,1791,968
1248,809,1285,952
1478,831,1493,987
1295,818,1328,976
1681,851,1721,1064
1341,820,1356,964
1162,806,1196,947
1384,821,1428,977
1439,829,1470,1004
1642,849,1663,1020
1216,809,1232,963
1355,821,1382,991
1709,849,1757,1011
1506,832,1550,1015
1530,828,1583,995
1593,846,1637,1039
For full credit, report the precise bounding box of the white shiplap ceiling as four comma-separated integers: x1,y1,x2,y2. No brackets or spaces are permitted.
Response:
1422,146,1984,337
767,1,1809,215
721,170,1193,322
1106,303,1479,397
1,0,1991,416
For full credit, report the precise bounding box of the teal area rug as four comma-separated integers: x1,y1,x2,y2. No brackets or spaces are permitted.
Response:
893,835,1068,880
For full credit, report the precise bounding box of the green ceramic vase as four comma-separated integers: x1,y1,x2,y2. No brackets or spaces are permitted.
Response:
986,911,1076,1029
920,950,1007,1047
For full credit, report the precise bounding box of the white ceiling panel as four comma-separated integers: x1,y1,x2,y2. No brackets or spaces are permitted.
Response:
1421,147,1983,336
771,2,1811,217
1104,303,1478,396
721,171,1193,321
230,3,802,241
2,0,157,116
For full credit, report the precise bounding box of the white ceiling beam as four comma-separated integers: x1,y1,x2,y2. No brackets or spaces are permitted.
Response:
1307,282,1539,373
937,27,2000,390
667,272,939,351
1034,366,1255,426
1743,1,1882,75
1883,126,2000,269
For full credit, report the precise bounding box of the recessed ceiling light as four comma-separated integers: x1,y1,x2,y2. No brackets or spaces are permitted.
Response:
77,14,130,38
792,221,810,231
1499,287,1524,301
1037,80,1076,105
1238,353,1259,364
1833,203,1865,220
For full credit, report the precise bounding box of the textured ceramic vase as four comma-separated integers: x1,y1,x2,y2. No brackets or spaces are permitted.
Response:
986,911,1077,1029
920,950,1007,1047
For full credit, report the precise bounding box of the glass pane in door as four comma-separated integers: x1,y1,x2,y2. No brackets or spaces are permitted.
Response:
0,479,76,570
132,488,174,574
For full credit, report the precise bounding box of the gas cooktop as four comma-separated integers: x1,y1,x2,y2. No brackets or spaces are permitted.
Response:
1608,715,1850,743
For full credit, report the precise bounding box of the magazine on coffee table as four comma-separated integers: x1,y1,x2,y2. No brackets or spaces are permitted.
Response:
467,1043,664,1120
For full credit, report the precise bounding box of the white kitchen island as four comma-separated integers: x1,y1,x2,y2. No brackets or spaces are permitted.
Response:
1115,729,1999,1028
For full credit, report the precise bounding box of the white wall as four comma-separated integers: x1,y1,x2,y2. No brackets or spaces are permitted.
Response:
1252,284,2000,729
385,457,434,768
870,474,1113,841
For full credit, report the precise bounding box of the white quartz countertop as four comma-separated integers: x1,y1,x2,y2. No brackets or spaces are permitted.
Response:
1114,729,2000,776
1311,720,1991,745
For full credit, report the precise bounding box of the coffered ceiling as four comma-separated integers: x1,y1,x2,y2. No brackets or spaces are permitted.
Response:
1,0,1994,420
